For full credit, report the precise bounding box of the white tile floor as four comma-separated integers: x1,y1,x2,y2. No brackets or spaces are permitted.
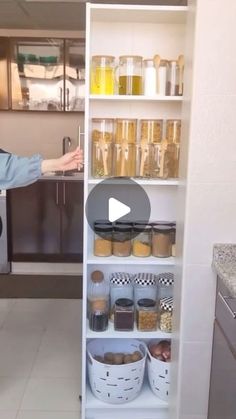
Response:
0,299,82,419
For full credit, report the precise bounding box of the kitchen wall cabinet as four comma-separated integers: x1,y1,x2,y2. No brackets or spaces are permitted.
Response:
8,179,83,262
8,37,85,112
82,4,186,419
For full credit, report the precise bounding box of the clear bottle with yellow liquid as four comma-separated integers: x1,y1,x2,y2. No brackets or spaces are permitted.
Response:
118,55,143,95
90,55,115,95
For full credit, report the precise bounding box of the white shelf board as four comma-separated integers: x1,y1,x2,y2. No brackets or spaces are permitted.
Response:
89,94,183,102
86,381,168,410
88,178,179,186
90,5,187,25
87,255,175,265
86,320,172,339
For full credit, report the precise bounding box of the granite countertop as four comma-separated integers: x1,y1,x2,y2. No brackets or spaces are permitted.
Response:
213,244,236,297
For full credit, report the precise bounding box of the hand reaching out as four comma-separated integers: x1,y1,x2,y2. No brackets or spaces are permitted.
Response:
41,147,84,174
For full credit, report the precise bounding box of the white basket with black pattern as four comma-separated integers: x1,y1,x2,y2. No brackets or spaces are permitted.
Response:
147,340,171,402
87,339,147,404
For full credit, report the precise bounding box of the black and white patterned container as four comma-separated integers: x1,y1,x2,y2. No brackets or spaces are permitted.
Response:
159,297,173,333
109,272,133,320
133,273,157,307
157,272,174,300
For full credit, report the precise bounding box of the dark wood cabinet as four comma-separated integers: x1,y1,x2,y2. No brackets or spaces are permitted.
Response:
8,179,83,262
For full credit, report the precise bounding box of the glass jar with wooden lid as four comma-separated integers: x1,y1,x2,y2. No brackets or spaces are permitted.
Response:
94,224,113,257
166,119,181,144
140,119,163,144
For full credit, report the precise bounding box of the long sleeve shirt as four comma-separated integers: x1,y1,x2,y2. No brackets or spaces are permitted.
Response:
0,149,43,190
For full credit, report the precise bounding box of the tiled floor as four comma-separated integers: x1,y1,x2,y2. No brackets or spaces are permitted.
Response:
0,299,82,419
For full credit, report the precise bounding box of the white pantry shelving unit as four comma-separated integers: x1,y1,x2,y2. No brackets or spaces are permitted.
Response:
82,3,187,419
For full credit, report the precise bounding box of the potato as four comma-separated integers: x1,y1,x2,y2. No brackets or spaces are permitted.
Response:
131,351,143,362
123,354,133,364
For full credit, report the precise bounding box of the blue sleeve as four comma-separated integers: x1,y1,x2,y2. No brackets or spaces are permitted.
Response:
0,153,43,190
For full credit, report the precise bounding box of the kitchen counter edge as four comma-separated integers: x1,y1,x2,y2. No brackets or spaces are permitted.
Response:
212,244,236,297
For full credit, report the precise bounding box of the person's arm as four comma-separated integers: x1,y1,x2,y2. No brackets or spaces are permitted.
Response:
0,147,83,190
0,153,43,190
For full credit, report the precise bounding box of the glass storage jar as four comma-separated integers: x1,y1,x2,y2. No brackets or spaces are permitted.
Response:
136,143,152,178
167,60,179,96
113,225,132,257
133,273,157,307
152,225,172,258
113,143,136,177
163,143,180,178
140,119,163,144
143,59,156,96
151,143,162,178
136,298,158,331
115,118,137,144
132,225,152,257
94,224,113,257
157,272,174,300
159,297,173,333
118,55,143,95
156,59,169,96
166,120,181,144
90,55,115,95
91,118,114,178
109,272,133,321
88,270,109,331
114,298,134,331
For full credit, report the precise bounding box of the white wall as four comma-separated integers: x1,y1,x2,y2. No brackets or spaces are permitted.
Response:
174,1,236,418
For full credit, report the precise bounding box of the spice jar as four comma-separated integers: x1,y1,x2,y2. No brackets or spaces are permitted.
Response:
91,118,114,178
132,225,152,257
94,224,113,257
156,59,169,96
136,298,158,331
167,60,179,96
166,120,181,144
143,59,156,96
88,270,109,331
109,272,133,321
114,298,134,331
159,297,173,333
118,55,143,95
113,225,132,257
157,272,174,300
152,226,172,258
133,273,157,307
140,119,163,144
90,55,115,95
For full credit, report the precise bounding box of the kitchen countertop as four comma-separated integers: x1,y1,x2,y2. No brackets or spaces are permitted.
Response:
40,172,84,181
213,244,236,297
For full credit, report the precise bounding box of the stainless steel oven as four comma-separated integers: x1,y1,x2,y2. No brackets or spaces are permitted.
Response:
0,190,10,273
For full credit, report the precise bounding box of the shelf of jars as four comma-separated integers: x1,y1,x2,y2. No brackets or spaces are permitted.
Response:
87,255,175,265
89,94,183,102
86,381,168,410
86,319,171,339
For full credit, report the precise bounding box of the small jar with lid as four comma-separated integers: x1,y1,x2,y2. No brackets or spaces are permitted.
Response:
167,60,179,96
109,272,133,321
133,273,157,307
156,59,169,96
152,226,172,258
88,270,109,332
113,225,132,257
132,224,152,257
114,298,134,331
157,272,174,300
136,298,158,331
91,118,114,178
94,224,113,257
159,297,173,333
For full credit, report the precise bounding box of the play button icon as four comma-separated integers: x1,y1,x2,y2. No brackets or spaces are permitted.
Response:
85,177,151,237
108,198,131,222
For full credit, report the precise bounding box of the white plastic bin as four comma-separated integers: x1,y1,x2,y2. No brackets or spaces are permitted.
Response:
147,341,171,401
